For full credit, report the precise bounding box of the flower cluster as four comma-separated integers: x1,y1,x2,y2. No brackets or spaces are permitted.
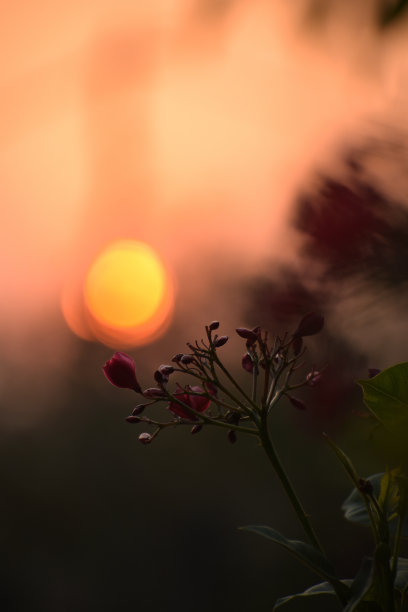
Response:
102,313,324,445
103,314,408,611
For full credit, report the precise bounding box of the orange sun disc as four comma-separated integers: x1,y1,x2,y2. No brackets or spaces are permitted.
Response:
83,240,174,346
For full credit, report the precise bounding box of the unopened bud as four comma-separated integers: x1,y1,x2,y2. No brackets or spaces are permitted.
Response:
236,328,258,344
214,335,228,347
209,321,220,331
306,371,322,387
171,353,184,363
160,365,175,376
138,432,152,445
228,430,237,444
205,381,218,396
154,370,164,384
190,424,203,435
132,404,146,416
226,411,240,425
126,415,142,423
241,353,254,374
143,387,166,398
180,354,195,365
287,395,307,410
358,478,373,495
293,312,324,338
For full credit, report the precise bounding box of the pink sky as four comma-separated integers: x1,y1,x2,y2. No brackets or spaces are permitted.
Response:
1,0,407,354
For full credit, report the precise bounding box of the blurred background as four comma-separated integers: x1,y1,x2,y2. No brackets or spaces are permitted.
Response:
2,0,408,610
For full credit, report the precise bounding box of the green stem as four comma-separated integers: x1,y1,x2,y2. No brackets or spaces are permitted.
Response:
167,393,259,435
391,516,402,579
213,356,259,415
259,414,324,555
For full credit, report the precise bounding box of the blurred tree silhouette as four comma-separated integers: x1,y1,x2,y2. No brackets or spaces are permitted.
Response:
244,139,408,425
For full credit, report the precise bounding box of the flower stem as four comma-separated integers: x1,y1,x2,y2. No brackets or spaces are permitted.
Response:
259,414,324,554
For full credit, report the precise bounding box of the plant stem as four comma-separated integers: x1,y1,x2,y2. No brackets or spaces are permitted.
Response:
259,414,324,555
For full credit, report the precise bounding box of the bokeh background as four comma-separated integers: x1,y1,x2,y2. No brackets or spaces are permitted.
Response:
2,1,408,610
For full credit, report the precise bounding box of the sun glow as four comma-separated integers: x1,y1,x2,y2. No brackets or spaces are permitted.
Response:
85,240,168,328
62,240,174,347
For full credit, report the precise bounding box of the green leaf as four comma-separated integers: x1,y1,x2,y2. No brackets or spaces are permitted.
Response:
240,525,349,602
358,363,408,440
273,580,352,610
343,557,382,612
343,473,408,536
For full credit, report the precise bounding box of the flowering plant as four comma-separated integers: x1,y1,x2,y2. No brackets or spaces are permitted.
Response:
103,315,408,611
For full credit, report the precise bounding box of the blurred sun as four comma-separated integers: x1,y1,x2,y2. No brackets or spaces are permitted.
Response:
62,240,174,347
85,240,168,328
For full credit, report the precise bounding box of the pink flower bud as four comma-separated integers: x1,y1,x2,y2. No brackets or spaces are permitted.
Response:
293,312,324,337
180,354,195,365
171,353,184,363
138,432,152,444
159,365,175,376
242,353,254,373
132,404,146,416
287,395,307,410
214,335,228,347
209,321,220,331
103,352,142,393
125,415,141,423
306,371,322,387
143,387,166,398
190,424,203,434
236,328,258,344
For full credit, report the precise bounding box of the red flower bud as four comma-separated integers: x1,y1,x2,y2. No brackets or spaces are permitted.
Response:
214,335,228,347
293,312,324,337
138,432,152,444
168,385,211,421
103,352,142,393
287,395,307,410
242,353,254,373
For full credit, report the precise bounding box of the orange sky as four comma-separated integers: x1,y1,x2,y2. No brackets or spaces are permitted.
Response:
1,0,407,352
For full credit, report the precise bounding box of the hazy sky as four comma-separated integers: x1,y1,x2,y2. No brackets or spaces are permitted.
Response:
1,0,407,355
